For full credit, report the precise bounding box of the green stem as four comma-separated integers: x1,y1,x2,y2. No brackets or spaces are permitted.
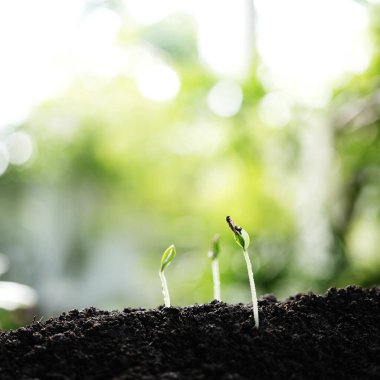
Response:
159,270,170,307
243,249,259,328
211,258,221,301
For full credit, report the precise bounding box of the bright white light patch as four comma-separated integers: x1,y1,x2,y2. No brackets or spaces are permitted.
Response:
5,132,34,165
74,8,123,78
255,0,372,107
0,281,37,310
137,64,181,102
124,0,177,25
0,0,82,128
258,92,292,128
0,143,9,176
207,80,243,117
197,0,254,78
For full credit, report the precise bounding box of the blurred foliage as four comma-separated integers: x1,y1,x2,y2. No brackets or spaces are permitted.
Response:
0,0,379,329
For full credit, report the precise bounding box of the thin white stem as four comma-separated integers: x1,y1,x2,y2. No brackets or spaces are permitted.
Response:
159,270,171,307
243,249,259,328
211,258,221,301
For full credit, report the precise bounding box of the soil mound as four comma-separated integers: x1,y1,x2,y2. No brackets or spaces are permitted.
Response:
0,286,379,379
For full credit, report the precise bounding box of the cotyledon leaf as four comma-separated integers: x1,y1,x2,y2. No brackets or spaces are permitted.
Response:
208,234,221,260
160,244,176,272
226,216,250,250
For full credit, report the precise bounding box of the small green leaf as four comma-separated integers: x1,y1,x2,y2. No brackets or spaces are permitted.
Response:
226,216,250,250
208,234,220,260
160,244,176,272
234,229,250,250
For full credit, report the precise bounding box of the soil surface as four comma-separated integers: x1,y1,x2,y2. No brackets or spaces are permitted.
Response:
0,286,379,379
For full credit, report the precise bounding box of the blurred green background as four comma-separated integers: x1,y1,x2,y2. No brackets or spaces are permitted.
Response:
0,0,379,328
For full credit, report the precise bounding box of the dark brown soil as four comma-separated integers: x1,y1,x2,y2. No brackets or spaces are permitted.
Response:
0,286,379,379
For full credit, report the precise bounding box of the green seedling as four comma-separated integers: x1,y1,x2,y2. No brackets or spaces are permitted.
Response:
226,216,259,328
159,244,176,307
208,234,221,301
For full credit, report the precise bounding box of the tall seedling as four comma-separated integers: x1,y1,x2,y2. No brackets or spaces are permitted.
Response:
159,244,176,307
226,216,259,328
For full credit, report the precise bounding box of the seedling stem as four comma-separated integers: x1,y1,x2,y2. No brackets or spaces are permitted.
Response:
208,234,221,301
159,270,171,307
243,248,259,328
212,258,221,300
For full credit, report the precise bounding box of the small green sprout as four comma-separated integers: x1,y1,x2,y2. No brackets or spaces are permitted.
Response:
159,244,176,307
226,216,259,328
208,234,221,301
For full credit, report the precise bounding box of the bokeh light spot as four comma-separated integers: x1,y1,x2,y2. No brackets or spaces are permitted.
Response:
137,63,181,102
0,281,37,311
5,132,34,166
207,80,243,117
258,92,292,128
